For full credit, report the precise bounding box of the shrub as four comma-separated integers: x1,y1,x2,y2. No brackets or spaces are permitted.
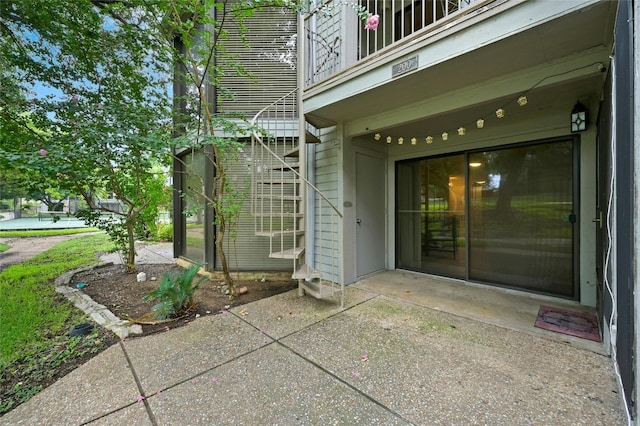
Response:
156,222,173,242
144,264,205,320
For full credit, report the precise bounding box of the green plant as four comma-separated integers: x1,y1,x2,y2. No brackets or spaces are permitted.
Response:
0,234,114,369
0,228,100,238
144,264,206,320
156,222,173,242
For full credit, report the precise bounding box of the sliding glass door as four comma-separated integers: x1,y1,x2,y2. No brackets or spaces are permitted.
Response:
181,150,207,264
396,154,466,279
396,139,577,298
468,141,575,296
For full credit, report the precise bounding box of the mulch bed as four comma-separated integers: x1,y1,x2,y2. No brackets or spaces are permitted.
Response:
69,263,298,337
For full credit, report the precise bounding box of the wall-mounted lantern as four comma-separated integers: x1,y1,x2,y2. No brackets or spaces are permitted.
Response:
571,102,588,132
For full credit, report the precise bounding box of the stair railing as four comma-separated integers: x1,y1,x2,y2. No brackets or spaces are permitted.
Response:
250,88,344,306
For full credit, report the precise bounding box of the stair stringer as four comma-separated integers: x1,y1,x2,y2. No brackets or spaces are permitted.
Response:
250,88,344,307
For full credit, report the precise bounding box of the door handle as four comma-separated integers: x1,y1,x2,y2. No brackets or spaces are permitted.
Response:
592,211,603,229
356,219,362,224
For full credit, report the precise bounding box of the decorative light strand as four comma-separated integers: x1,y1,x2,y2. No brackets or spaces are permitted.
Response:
372,61,606,145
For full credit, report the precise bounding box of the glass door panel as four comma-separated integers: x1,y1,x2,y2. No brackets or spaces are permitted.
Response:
468,141,575,297
396,155,466,278
182,150,206,264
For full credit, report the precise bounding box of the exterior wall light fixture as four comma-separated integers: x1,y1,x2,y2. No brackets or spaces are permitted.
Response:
571,102,588,132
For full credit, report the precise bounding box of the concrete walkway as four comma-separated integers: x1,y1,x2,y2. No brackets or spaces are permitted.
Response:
0,233,95,272
1,279,627,425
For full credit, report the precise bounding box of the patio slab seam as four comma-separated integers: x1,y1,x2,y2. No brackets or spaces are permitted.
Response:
274,332,414,425
118,341,159,426
230,291,379,342
104,294,397,424
133,339,280,401
120,293,365,400
226,294,415,424
78,343,156,426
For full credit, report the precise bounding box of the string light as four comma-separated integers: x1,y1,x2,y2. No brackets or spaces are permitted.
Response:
371,63,601,145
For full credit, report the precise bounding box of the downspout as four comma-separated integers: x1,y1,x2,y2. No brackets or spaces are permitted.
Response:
633,0,640,422
298,13,316,269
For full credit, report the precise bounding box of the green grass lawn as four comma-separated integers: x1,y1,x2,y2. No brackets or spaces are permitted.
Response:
0,233,116,414
0,228,100,238
0,242,9,252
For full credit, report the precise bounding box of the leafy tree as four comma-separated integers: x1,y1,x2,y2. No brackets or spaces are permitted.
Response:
0,0,373,279
0,0,173,270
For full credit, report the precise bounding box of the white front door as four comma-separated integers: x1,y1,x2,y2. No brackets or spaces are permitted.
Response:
356,153,386,277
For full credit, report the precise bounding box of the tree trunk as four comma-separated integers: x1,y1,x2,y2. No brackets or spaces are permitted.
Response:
209,143,236,297
126,219,136,272
13,197,21,218
215,224,236,297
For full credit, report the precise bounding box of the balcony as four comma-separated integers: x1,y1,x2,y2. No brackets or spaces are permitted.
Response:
302,0,614,130
304,0,495,87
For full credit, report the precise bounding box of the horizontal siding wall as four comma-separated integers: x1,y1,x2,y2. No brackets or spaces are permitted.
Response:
215,141,293,271
212,6,297,272
313,137,341,282
220,7,297,118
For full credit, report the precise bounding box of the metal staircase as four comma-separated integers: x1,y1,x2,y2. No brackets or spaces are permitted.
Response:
250,88,344,307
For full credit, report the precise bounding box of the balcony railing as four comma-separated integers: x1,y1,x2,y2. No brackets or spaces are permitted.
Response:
304,0,492,86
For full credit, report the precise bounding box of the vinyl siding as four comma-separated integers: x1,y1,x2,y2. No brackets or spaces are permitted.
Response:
312,137,341,282
219,7,297,118
214,141,293,271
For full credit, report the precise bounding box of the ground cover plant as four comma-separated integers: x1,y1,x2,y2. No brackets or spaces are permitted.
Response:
0,228,100,238
144,264,206,320
0,232,297,415
0,233,117,414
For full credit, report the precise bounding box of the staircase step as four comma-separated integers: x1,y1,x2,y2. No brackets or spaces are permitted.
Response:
258,178,297,184
254,212,303,218
256,229,304,237
255,194,301,201
293,264,322,280
305,130,321,144
305,113,336,129
284,147,299,158
269,247,304,259
298,280,340,299
270,162,300,170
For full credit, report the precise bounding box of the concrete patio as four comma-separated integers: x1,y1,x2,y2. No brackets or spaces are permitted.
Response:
1,270,627,425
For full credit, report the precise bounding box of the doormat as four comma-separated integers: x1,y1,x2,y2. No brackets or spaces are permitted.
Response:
534,305,601,342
